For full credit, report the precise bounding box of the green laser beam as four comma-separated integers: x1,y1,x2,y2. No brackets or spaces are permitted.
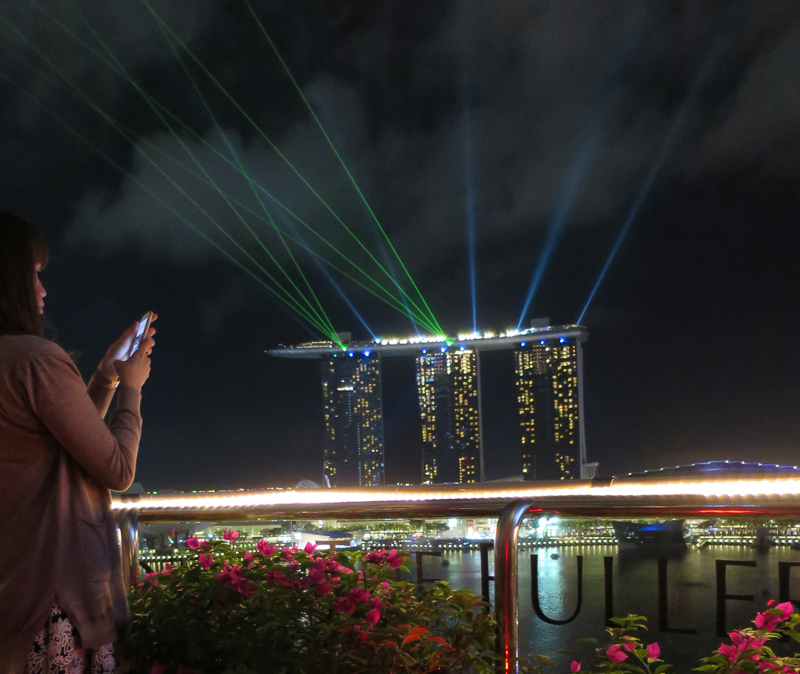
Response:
51,3,336,339
139,0,438,330
242,0,442,334
155,26,338,340
20,0,437,332
0,15,342,341
0,69,341,341
0,60,338,337
0,36,439,334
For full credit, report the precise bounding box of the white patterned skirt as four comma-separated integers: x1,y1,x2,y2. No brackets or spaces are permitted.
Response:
25,603,115,674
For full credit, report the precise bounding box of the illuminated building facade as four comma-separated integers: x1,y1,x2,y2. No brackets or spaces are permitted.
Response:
321,353,385,487
514,338,584,480
270,323,588,484
416,349,480,485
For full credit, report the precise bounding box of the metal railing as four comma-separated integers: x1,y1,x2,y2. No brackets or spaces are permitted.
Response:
113,476,800,673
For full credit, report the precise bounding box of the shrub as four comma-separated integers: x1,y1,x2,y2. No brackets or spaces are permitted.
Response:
117,532,496,674
525,604,800,674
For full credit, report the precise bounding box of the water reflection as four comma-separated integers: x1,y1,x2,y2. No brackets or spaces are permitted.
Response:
422,546,800,670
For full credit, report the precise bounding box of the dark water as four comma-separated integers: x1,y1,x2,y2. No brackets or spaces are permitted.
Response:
419,545,800,670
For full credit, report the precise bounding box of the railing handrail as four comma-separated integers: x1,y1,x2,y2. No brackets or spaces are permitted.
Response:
114,476,800,674
113,475,800,522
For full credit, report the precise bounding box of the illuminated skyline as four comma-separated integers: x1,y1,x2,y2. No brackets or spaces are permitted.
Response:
273,323,587,484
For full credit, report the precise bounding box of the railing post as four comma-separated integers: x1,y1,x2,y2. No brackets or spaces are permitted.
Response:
495,499,534,674
119,508,139,588
479,541,495,606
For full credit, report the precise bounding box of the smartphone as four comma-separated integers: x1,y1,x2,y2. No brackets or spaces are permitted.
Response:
129,312,153,357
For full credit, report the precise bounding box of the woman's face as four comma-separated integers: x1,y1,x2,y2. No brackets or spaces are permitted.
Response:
34,263,46,314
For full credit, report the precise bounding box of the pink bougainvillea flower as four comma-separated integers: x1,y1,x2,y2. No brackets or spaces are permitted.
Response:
217,565,254,597
380,581,391,590
646,643,660,660
775,602,794,620
243,551,255,567
364,549,387,564
350,588,370,604
150,664,165,674
304,541,317,554
719,643,738,663
186,537,201,550
256,539,277,557
308,567,325,584
335,597,356,614
370,597,385,609
366,608,381,625
327,560,351,573
756,612,781,632
738,636,766,661
387,549,403,569
199,553,213,570
266,570,288,586
760,663,781,673
223,529,239,542
316,580,332,596
570,661,581,672
606,645,626,663
622,642,636,652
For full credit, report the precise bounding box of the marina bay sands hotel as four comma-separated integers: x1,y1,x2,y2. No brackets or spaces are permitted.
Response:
269,320,590,487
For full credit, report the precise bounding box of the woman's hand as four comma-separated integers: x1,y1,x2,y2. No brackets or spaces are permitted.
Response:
114,331,155,392
97,314,158,380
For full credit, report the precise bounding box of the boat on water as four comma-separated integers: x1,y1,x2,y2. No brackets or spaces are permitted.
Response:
613,520,687,552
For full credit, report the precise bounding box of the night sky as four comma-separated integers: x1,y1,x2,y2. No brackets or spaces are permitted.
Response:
1,1,798,490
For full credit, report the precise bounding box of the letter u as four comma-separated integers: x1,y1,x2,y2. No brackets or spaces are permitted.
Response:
530,554,583,625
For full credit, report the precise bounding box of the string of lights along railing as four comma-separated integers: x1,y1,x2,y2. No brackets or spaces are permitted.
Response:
112,477,800,516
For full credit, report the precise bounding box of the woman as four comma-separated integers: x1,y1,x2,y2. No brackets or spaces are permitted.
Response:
0,211,156,673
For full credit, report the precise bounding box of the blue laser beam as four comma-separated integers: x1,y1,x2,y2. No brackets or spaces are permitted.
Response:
516,130,602,330
373,238,422,336
459,0,478,333
274,209,376,340
577,35,727,325
314,257,376,341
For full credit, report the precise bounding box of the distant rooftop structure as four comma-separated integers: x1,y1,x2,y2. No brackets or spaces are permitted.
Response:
268,323,588,358
625,460,800,478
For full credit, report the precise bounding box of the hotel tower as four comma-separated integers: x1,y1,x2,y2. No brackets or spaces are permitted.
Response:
320,351,385,487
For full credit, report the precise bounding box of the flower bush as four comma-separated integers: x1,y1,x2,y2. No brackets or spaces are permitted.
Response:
117,532,496,674
521,603,800,674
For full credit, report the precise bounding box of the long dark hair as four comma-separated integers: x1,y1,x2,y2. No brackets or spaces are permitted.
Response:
0,211,49,337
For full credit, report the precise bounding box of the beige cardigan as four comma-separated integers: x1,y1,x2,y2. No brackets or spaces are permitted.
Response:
0,335,142,672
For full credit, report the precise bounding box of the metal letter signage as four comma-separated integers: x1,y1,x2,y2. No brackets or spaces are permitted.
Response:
715,559,756,636
531,554,584,625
